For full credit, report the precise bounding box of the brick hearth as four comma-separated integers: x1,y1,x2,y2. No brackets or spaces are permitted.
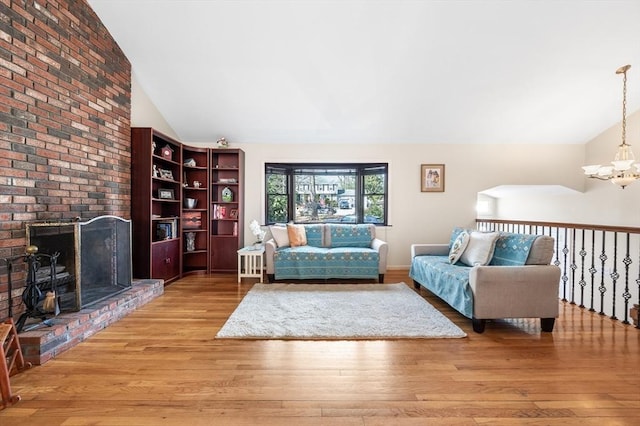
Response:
18,279,163,365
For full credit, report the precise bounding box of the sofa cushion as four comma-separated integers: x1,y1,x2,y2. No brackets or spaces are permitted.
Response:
449,230,470,264
325,247,379,279
303,224,324,247
525,235,555,265
327,224,373,248
490,232,539,266
273,246,329,279
270,225,290,248
272,246,379,280
459,231,499,266
287,224,307,247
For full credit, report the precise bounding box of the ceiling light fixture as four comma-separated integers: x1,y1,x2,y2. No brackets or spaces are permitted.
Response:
582,64,640,188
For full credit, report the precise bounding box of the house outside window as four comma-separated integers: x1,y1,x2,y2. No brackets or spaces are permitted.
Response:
265,163,388,225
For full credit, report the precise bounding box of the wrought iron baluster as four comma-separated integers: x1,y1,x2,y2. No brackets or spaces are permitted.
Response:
610,232,619,321
589,229,597,312
599,231,607,316
621,233,632,325
636,248,640,329
578,229,587,308
561,227,569,302
570,228,577,305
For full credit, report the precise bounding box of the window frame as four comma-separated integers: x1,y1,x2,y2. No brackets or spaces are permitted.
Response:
265,162,388,225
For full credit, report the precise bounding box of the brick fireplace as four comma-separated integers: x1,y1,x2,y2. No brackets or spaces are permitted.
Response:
0,0,133,324
19,279,163,365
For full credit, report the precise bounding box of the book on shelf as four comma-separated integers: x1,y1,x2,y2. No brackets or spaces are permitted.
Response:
156,218,178,240
213,204,227,219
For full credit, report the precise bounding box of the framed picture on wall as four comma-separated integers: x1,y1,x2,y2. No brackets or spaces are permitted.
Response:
420,164,445,192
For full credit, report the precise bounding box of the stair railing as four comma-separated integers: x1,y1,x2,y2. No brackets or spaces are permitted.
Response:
476,219,640,329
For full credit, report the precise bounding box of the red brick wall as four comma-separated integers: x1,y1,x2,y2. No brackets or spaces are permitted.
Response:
0,0,131,316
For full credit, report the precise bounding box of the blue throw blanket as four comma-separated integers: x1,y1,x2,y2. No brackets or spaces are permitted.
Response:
409,255,473,318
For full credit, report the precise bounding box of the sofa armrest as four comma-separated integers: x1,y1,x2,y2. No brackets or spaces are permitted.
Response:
469,265,561,319
265,239,278,274
371,238,388,273
411,244,449,258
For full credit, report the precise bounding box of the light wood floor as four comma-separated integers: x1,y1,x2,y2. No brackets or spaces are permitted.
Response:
1,270,639,425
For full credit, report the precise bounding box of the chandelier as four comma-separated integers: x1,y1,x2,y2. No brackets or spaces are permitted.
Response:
582,64,640,188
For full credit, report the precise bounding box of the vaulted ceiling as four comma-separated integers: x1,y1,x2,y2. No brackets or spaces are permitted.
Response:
88,0,640,145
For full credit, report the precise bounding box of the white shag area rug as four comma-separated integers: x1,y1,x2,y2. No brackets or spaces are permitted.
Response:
216,282,467,339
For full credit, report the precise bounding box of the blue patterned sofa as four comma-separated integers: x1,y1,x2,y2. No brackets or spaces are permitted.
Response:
265,223,388,283
410,228,561,333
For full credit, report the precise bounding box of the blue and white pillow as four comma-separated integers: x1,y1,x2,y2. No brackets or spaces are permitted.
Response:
449,230,470,264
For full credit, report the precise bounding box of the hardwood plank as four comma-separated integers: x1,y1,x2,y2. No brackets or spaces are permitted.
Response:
0,270,638,425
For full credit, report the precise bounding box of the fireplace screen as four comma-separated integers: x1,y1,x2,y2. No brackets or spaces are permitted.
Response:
26,215,132,311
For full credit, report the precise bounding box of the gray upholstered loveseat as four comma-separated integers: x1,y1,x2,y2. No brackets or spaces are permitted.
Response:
410,228,561,333
265,223,388,283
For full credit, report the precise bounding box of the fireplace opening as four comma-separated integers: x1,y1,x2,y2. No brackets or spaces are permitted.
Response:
26,216,133,313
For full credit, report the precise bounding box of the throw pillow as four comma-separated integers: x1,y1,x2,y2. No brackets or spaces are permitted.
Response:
287,224,307,247
459,231,499,266
448,230,470,264
269,225,290,248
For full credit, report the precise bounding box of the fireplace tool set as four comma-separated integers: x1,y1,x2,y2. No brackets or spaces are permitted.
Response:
3,245,61,333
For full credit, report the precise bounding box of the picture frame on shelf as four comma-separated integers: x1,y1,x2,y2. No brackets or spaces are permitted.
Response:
158,188,174,199
159,168,174,180
229,208,238,219
420,164,445,193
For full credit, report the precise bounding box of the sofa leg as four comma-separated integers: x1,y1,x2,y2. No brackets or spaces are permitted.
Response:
379,274,384,283
540,318,555,332
472,318,486,333
267,274,274,283
412,280,420,290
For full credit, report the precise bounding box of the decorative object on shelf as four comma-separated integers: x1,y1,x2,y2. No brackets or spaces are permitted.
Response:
183,211,202,229
229,208,238,219
420,164,445,192
185,232,196,252
216,137,228,148
193,180,201,188
159,168,174,180
583,64,640,188
160,144,174,160
222,186,233,202
153,164,159,178
158,188,174,200
184,198,197,209
250,219,266,244
218,178,237,183
184,158,196,167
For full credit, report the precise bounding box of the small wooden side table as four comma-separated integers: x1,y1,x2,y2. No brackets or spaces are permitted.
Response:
237,246,265,283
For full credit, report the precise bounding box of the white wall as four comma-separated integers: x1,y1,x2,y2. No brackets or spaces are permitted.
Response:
131,73,179,139
495,109,640,226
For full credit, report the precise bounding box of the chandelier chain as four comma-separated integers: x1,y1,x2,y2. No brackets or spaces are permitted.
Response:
622,67,627,145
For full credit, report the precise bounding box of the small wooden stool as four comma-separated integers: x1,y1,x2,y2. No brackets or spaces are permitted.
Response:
1,318,31,410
